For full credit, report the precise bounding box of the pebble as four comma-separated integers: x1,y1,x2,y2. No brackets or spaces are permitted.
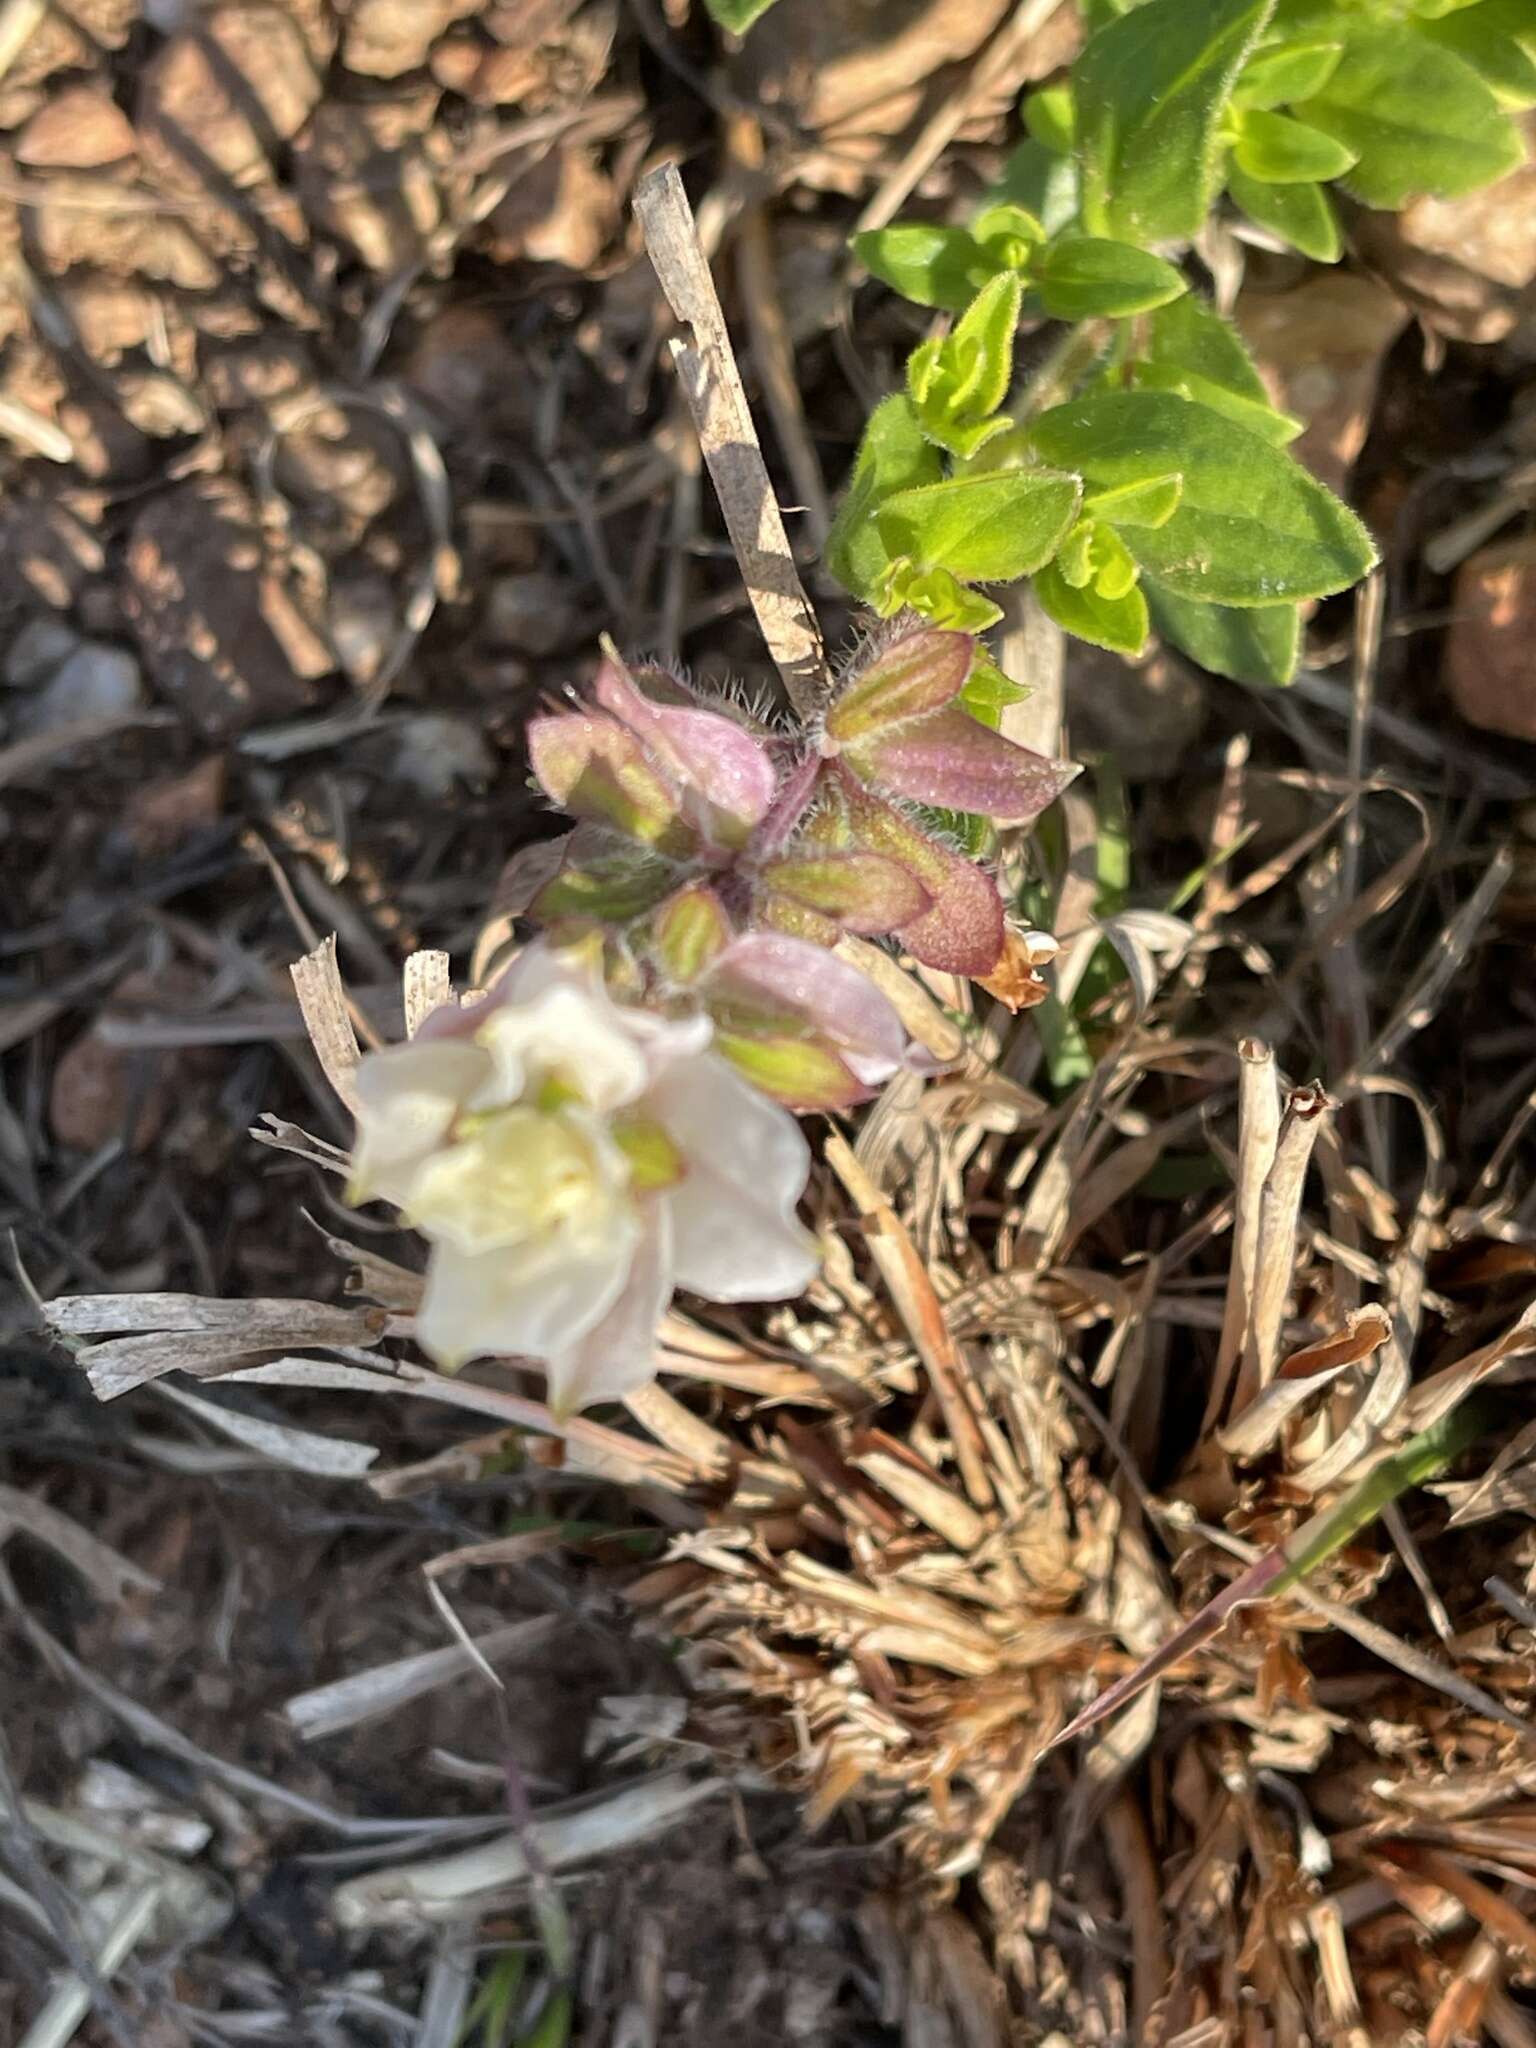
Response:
16,640,144,736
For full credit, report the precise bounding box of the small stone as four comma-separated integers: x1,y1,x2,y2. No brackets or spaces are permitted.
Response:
5,615,80,689
343,0,481,79
16,641,143,736
483,146,614,271
1063,642,1206,782
1236,273,1408,498
386,713,494,797
50,1026,166,1154
16,86,137,168
483,568,579,655
1445,534,1536,742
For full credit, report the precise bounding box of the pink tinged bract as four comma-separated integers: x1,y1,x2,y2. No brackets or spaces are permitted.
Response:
703,929,911,1086
822,779,1006,977
758,849,933,935
592,656,776,848
846,708,1079,824
823,627,974,743
527,712,694,856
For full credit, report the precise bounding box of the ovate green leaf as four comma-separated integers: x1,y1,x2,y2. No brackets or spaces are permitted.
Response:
1031,390,1377,605
1231,107,1358,181
826,395,944,601
877,470,1082,585
1227,161,1342,260
1076,0,1276,243
1024,82,1077,153
1145,577,1301,684
704,0,781,28
987,140,1081,233
1036,557,1151,655
852,223,993,312
1033,236,1188,319
1296,29,1523,206
1139,292,1302,443
1417,0,1536,108
1083,472,1184,528
1233,38,1343,107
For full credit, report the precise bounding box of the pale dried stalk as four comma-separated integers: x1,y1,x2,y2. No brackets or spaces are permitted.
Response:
633,163,827,719
1234,1080,1331,1414
332,1774,724,1926
1205,1038,1280,1432
290,934,362,1115
284,1617,557,1740
403,949,452,1037
1299,1074,1441,1492
825,1132,994,1509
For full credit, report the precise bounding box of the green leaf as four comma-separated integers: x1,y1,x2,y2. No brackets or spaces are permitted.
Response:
1295,28,1523,206
1233,37,1343,107
1231,106,1358,181
1036,557,1151,655
987,140,1081,233
1138,292,1303,442
970,202,1047,268
887,563,1005,631
1417,0,1536,108
1145,576,1301,684
703,0,781,29
1032,236,1188,320
908,271,1023,459
960,655,1030,729
942,270,1022,417
1227,161,1342,261
1076,0,1276,244
877,470,1082,585
1024,81,1077,153
1083,472,1184,527
826,394,943,601
651,884,731,982
852,223,994,312
1031,390,1377,606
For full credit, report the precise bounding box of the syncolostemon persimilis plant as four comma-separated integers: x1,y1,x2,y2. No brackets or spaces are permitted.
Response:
342,0,1532,1411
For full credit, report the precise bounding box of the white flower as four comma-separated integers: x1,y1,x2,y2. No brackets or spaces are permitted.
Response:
348,944,819,1414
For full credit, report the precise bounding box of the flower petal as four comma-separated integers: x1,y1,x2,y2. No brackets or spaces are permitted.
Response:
349,1039,492,1205
473,983,649,1113
415,1211,639,1372
647,1054,818,1301
541,1206,674,1416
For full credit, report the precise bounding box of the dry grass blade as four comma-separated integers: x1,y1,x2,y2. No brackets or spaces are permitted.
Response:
290,934,363,1114
825,1132,993,1509
0,1485,159,1603
331,1775,724,1926
151,1381,380,1476
1237,1081,1332,1409
1220,1306,1391,1460
633,163,827,719
1204,1037,1280,1431
402,949,453,1037
284,1618,558,1740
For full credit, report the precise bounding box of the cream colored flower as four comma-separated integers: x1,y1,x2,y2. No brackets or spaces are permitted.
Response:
348,945,818,1414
